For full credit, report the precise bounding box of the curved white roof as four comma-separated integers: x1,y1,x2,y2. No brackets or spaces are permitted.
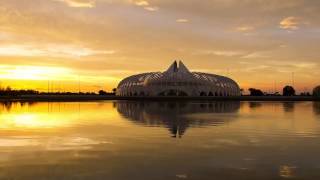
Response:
117,61,240,97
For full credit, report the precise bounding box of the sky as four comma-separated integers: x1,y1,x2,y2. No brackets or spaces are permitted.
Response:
0,0,319,93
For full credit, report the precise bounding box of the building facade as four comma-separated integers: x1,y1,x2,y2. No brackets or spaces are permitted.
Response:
116,61,240,97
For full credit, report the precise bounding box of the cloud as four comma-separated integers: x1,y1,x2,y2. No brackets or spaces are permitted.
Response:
54,0,96,8
293,62,317,68
212,50,245,57
0,32,12,41
279,16,300,30
242,52,269,59
235,25,255,32
243,65,270,72
176,19,189,23
0,44,115,58
143,6,159,11
0,0,320,91
132,0,159,11
195,50,245,57
134,0,149,6
0,65,72,80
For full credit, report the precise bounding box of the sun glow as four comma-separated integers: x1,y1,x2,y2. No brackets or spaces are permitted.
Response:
0,65,72,81
0,102,120,130
0,64,121,92
0,44,113,58
0,113,71,129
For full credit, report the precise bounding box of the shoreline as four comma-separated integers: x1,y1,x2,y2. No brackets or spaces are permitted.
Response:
0,95,319,102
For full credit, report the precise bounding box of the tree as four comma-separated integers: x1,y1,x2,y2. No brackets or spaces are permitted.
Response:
6,86,11,92
112,88,117,94
98,90,107,95
283,86,295,96
313,86,320,97
240,88,244,96
248,88,264,96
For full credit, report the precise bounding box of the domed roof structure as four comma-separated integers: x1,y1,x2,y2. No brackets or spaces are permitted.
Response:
116,60,240,97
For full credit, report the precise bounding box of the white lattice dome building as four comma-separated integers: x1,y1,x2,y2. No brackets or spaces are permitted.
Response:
116,61,240,97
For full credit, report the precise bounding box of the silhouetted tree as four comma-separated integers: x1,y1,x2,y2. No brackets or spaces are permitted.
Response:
313,86,320,97
300,92,311,96
0,86,40,96
99,90,107,95
6,86,11,91
248,88,264,96
240,88,244,96
112,88,117,94
283,86,295,96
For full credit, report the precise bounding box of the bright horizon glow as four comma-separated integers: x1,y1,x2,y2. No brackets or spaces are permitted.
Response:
0,65,71,80
0,102,120,129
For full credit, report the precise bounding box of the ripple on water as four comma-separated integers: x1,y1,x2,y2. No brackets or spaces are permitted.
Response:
279,165,297,178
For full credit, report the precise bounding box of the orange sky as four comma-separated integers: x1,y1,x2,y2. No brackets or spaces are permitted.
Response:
0,0,319,93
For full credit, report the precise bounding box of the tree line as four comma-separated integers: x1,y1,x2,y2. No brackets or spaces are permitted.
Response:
246,85,318,96
1,85,320,97
0,86,116,96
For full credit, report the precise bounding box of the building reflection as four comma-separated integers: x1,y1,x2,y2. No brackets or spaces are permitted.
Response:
116,101,240,138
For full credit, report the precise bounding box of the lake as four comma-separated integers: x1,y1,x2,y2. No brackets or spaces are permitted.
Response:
0,101,320,179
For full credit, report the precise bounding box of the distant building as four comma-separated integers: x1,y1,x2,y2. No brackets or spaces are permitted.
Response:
116,61,240,97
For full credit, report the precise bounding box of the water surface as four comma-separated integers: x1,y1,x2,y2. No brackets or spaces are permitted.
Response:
0,101,320,179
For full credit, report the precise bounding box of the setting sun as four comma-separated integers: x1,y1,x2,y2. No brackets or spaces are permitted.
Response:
0,65,71,80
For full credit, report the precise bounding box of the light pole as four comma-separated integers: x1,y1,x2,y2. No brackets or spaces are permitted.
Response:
292,72,295,87
78,75,81,94
47,80,50,94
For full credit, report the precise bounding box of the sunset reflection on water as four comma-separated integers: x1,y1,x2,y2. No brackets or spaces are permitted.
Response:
0,101,320,179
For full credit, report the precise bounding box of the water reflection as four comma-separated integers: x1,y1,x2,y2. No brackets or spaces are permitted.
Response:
283,102,295,113
0,101,320,179
0,101,37,112
249,102,262,109
116,101,240,138
0,101,14,111
314,102,320,115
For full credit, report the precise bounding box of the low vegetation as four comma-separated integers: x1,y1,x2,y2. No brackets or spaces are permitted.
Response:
0,86,116,96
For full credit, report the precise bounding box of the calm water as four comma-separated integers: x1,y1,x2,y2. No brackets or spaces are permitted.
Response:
0,101,320,180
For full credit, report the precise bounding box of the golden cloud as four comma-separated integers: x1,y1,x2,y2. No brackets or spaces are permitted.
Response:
135,0,149,6
54,0,96,8
143,6,158,11
176,19,189,23
280,17,300,30
235,25,255,32
194,50,245,57
0,44,115,58
242,52,270,59
132,0,158,11
0,0,319,92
